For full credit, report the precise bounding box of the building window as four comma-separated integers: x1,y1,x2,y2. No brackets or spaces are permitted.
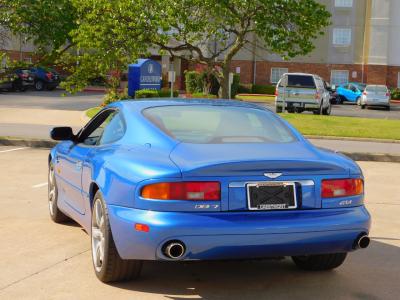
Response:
331,70,349,85
24,57,32,64
271,68,288,84
335,0,353,7
333,28,351,46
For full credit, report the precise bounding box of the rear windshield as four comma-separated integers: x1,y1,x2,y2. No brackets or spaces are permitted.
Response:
365,85,387,93
143,105,296,144
287,75,316,88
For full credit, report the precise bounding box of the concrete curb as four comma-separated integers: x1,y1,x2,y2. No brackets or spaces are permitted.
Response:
305,135,400,144
1,137,400,163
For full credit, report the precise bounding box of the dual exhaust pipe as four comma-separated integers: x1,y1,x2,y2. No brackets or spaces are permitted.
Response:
354,234,370,249
163,241,186,259
162,235,370,259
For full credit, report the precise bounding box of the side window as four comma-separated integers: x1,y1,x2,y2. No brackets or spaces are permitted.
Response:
79,110,116,146
98,112,125,145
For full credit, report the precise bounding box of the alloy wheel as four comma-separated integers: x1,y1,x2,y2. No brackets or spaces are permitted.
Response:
48,166,56,216
92,199,106,273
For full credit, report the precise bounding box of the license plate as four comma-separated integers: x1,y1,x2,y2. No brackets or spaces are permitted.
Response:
247,182,297,210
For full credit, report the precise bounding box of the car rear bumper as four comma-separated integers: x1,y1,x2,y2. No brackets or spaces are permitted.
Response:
276,100,320,109
108,205,371,261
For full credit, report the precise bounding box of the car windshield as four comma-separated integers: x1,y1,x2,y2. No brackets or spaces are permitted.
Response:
143,105,296,144
365,85,387,93
287,75,316,88
352,83,366,91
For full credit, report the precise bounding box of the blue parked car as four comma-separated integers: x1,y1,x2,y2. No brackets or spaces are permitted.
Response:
49,99,371,282
336,82,366,104
29,67,60,91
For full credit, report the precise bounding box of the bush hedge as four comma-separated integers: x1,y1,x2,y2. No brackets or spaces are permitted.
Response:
391,88,400,100
135,88,179,99
184,71,202,93
191,92,217,99
251,84,276,95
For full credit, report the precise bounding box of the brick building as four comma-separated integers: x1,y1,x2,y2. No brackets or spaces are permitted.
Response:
228,0,400,88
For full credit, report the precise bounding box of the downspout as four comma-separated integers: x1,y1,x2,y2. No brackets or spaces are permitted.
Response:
362,0,372,84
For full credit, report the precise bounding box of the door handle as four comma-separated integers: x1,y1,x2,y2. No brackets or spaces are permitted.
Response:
75,161,83,171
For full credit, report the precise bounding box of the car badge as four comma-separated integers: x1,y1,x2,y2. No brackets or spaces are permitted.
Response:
264,172,282,179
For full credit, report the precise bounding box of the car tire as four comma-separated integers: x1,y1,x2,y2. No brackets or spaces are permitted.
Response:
276,106,283,113
386,106,391,111
361,104,366,109
91,191,143,283
292,253,347,271
34,80,45,91
322,102,331,115
48,162,70,223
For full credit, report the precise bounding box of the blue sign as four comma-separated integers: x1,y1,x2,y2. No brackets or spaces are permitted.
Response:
128,59,162,97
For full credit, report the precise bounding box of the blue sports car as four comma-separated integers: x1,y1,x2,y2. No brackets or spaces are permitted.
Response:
49,99,371,282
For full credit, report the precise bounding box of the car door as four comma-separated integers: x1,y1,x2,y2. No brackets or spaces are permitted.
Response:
57,109,117,214
348,84,359,102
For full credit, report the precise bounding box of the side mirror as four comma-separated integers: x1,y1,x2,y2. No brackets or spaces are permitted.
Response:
50,127,75,141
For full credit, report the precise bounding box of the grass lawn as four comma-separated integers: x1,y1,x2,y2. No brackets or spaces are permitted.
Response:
281,113,400,140
235,94,275,103
85,106,400,140
86,107,102,118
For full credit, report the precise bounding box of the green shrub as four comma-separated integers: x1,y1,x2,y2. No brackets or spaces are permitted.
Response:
184,70,202,93
251,84,276,95
391,88,400,100
158,88,179,97
102,88,131,105
191,92,217,99
238,84,252,94
135,89,159,98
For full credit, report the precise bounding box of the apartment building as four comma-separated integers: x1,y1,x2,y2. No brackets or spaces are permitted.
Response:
230,0,400,88
0,28,36,67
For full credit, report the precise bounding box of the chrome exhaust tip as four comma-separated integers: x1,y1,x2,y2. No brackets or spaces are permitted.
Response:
354,234,370,249
163,241,186,259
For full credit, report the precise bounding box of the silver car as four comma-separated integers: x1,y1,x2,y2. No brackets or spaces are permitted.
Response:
275,73,331,115
359,85,391,110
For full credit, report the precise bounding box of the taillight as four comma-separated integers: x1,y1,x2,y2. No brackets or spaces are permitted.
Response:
141,182,220,200
46,72,52,79
321,178,363,198
274,89,279,96
386,92,390,97
315,92,320,99
363,92,367,96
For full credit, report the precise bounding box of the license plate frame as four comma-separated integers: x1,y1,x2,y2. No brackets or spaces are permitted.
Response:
246,181,297,211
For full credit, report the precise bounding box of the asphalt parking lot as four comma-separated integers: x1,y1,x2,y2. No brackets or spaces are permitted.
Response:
1,90,400,119
0,146,399,299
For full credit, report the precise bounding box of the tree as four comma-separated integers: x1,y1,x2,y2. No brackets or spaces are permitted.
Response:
0,0,77,64
66,0,330,98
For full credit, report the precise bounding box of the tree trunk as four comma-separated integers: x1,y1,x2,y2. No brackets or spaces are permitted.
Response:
220,63,231,99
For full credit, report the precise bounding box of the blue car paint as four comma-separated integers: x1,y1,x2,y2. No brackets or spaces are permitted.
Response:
50,99,370,261
336,84,363,102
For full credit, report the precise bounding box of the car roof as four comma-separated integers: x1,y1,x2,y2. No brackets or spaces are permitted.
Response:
110,98,267,111
283,72,315,76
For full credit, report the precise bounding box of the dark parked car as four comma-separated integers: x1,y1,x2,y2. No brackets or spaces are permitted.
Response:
0,68,34,92
29,67,60,91
324,81,338,104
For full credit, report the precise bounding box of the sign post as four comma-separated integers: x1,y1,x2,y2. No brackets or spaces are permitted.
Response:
168,70,176,98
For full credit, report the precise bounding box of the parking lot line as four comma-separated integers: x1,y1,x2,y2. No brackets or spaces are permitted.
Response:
32,182,48,188
0,147,28,153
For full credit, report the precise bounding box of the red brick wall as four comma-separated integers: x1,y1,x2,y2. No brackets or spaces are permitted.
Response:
387,66,400,88
2,50,38,63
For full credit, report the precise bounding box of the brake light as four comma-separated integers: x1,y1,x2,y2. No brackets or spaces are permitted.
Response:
363,91,367,96
141,182,220,200
46,72,52,79
386,92,390,97
274,88,279,96
321,179,363,198
315,92,320,99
